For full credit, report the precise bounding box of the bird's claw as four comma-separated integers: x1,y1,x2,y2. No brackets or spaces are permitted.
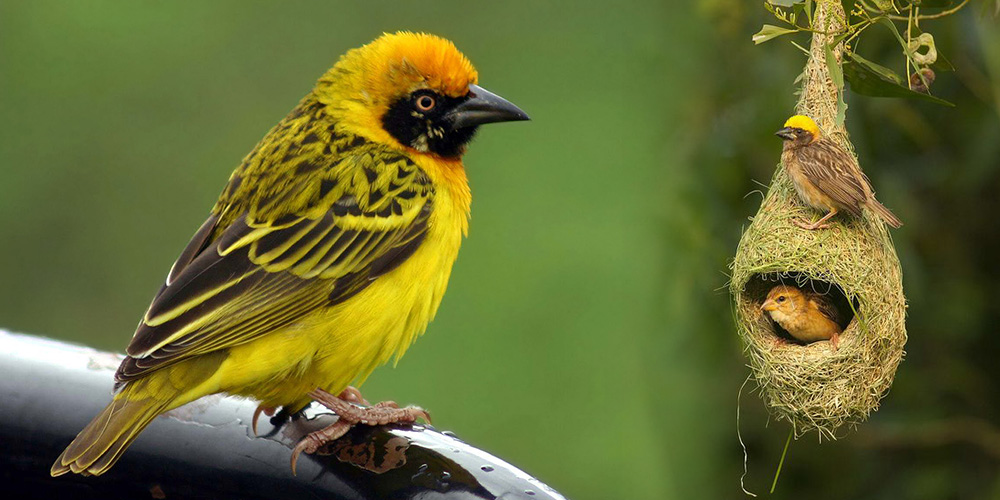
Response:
289,388,431,474
251,404,276,436
792,217,829,230
290,419,352,475
310,388,431,426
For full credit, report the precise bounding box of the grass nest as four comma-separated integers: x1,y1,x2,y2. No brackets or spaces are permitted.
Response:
731,172,907,439
730,0,907,439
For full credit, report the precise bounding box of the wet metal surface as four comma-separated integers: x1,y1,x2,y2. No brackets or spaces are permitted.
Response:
0,330,567,500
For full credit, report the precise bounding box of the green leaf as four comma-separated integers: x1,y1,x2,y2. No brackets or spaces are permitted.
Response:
872,0,895,10
836,90,848,126
878,18,906,45
932,49,956,72
752,24,799,44
825,44,847,126
831,31,852,49
843,52,955,106
849,52,903,85
825,44,844,90
767,0,805,7
790,1,809,23
878,18,915,62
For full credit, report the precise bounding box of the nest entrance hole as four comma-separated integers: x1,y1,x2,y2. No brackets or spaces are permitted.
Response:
744,272,859,344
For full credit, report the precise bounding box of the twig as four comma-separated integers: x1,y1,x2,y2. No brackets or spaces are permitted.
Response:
864,0,971,21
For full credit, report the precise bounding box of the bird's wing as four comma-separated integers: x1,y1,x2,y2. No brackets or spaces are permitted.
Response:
808,294,840,324
115,148,434,384
795,139,869,215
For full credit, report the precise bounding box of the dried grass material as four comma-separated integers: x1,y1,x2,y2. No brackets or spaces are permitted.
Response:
730,0,907,439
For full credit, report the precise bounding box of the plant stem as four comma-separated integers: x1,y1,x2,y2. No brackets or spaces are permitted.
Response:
770,429,793,494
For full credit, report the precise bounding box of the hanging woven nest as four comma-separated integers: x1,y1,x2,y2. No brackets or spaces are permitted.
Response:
730,0,907,439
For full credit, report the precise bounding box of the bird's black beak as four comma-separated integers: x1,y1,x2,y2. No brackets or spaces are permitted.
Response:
775,127,796,141
448,84,530,130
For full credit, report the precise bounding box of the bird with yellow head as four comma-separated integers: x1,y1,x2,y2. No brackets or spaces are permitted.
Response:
51,31,529,477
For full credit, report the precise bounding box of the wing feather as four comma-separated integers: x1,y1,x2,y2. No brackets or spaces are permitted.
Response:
116,147,434,385
804,289,840,324
795,139,870,215
166,214,220,286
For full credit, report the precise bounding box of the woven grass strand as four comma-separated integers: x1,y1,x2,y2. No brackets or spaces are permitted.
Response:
730,0,907,439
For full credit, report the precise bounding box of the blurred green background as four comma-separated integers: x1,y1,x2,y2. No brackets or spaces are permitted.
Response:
1,1,998,499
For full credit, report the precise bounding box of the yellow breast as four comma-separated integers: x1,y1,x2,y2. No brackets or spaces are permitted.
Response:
311,182,466,381
214,159,469,408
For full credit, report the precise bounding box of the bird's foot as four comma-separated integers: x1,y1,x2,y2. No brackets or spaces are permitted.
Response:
289,388,430,474
829,331,841,351
792,217,830,230
254,386,371,436
252,404,306,436
336,385,371,406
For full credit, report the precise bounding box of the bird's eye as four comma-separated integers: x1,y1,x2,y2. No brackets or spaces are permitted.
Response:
415,95,436,112
777,296,786,303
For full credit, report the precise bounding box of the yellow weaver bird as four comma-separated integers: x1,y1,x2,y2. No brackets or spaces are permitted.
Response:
52,32,528,477
776,115,902,230
761,285,842,350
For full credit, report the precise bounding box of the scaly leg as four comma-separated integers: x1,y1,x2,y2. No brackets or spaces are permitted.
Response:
290,388,430,474
252,386,371,436
793,208,838,230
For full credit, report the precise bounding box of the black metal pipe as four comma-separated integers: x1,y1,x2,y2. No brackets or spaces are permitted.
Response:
0,330,566,500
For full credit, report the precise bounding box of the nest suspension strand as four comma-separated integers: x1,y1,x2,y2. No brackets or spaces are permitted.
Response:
730,0,907,439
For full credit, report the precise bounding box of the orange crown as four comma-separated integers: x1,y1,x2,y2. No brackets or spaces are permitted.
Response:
313,32,480,147
358,32,478,98
319,32,478,103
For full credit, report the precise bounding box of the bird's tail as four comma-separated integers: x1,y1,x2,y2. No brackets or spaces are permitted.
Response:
867,199,903,228
50,385,171,477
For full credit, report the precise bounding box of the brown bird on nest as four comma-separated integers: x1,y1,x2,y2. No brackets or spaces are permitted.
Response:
761,285,842,350
776,114,902,230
